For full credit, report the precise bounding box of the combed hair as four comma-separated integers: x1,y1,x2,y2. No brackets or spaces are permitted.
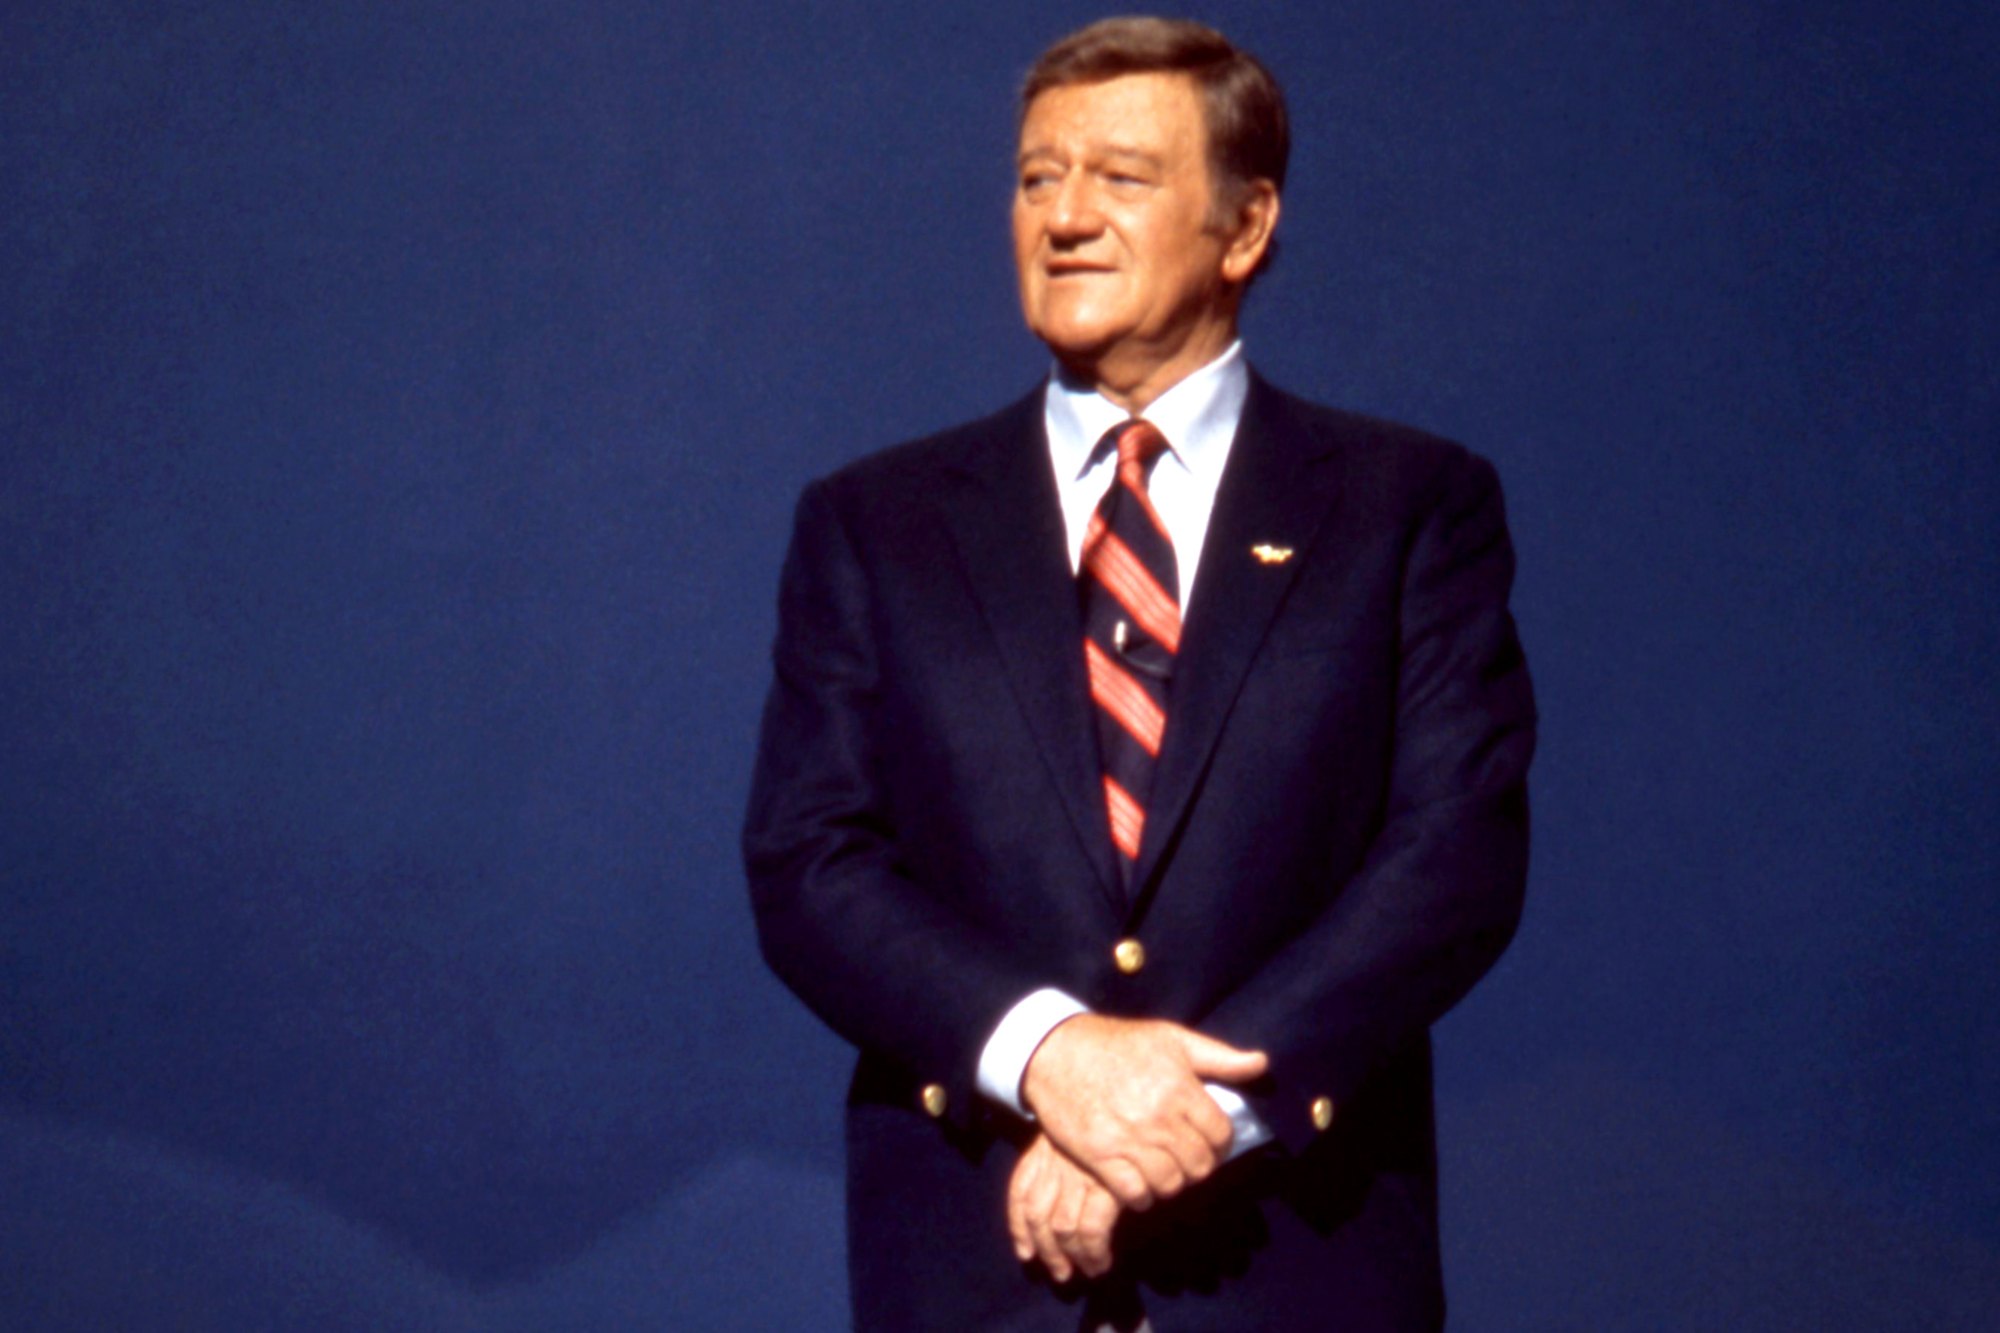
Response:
1021,16,1290,206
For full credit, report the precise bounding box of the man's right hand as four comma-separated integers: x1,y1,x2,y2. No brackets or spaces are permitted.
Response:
1008,1133,1120,1282
1020,1013,1267,1210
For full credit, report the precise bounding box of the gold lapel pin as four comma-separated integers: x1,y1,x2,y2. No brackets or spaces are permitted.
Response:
1250,543,1294,565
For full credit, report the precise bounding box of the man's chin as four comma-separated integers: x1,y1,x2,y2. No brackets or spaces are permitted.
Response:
1031,323,1122,376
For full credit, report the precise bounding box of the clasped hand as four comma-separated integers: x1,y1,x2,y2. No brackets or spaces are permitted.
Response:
1007,1133,1119,1282
1007,1014,1266,1279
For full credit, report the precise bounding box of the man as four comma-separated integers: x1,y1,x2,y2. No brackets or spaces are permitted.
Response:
744,17,1534,1331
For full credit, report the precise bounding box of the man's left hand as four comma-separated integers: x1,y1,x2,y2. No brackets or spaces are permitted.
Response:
1008,1133,1121,1283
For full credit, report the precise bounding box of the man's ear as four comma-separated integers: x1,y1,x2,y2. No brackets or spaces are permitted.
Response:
1219,181,1280,283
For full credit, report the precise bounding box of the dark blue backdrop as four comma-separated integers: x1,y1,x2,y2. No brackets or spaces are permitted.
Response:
4,2,1995,1327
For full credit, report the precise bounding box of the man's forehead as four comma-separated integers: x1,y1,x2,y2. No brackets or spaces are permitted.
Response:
1017,73,1204,157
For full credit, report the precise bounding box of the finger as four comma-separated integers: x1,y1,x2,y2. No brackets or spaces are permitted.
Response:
1049,1173,1086,1264
1164,1109,1220,1182
1051,1157,1113,1283
1034,1196,1073,1285
1012,1144,1052,1261
1035,1208,1072,1286
1074,1188,1120,1277
1181,1086,1236,1155
1178,1029,1269,1083
1025,1155,1069,1279
1132,1143,1187,1200
1026,1197,1061,1277
1007,1157,1036,1261
1097,1158,1155,1211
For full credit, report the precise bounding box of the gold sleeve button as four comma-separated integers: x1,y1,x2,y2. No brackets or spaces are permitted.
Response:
920,1083,949,1118
1112,938,1146,974
1310,1096,1335,1132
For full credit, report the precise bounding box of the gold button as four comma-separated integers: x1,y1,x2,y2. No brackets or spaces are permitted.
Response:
1112,938,1146,974
1310,1096,1335,1132
920,1083,948,1118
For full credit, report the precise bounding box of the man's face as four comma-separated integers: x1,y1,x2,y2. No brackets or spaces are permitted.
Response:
1012,72,1249,399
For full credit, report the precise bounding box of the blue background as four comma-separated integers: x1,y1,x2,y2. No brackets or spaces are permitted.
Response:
4,1,1995,1327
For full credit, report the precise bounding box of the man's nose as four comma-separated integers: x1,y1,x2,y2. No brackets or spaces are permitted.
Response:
1046,175,1104,242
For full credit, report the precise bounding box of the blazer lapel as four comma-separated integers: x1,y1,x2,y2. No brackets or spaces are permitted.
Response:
1130,377,1344,896
936,392,1126,905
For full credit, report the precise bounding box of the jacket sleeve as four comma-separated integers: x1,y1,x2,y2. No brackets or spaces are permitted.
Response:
741,478,1041,1130
1199,447,1536,1151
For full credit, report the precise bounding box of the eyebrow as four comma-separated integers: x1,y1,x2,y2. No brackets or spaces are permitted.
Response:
1098,147,1164,168
1016,146,1166,170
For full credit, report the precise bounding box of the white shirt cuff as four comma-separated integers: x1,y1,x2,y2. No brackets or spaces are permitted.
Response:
1204,1082,1274,1158
977,990,1275,1157
976,988,1091,1116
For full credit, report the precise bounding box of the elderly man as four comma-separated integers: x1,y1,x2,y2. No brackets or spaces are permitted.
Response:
745,17,1534,1331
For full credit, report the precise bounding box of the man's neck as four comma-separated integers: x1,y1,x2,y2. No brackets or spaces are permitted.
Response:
1046,340,1246,464
1063,323,1241,415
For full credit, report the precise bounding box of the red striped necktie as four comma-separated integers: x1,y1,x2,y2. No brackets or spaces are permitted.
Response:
1080,419,1180,883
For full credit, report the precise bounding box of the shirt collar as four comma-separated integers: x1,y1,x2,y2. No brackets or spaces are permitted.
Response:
1044,341,1250,486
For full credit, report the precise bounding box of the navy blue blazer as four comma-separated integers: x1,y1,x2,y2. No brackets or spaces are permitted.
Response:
744,375,1535,1331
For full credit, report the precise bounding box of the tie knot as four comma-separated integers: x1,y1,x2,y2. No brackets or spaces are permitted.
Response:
1113,419,1169,474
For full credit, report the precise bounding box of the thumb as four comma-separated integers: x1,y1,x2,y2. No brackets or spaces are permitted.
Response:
1176,1028,1269,1083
